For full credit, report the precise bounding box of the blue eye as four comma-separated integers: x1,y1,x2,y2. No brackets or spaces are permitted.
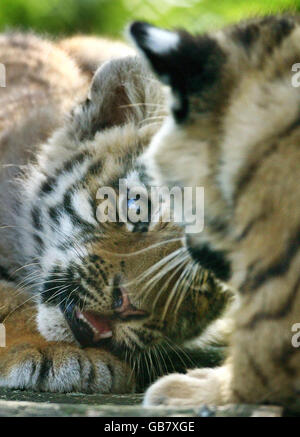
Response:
128,197,140,215
126,194,151,232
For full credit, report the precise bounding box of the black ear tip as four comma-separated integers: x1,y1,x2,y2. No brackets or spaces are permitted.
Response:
129,21,153,46
130,21,148,37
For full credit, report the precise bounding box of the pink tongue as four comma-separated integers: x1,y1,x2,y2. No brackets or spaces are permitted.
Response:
82,311,112,341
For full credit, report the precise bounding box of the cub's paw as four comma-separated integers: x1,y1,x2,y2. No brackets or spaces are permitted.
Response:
0,343,133,393
143,366,233,407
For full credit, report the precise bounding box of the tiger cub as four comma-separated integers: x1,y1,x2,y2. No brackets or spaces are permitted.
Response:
130,14,300,408
0,33,229,393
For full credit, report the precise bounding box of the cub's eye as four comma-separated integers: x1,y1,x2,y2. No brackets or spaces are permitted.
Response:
126,192,151,232
128,196,141,216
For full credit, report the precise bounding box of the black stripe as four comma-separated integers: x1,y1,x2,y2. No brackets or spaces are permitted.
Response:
247,351,270,388
87,264,108,285
48,206,60,224
31,206,43,230
40,176,57,195
61,151,89,174
242,273,300,330
187,240,231,281
126,326,147,349
77,287,100,305
236,219,257,242
33,233,45,255
234,117,300,203
106,363,114,381
272,16,295,45
88,254,102,264
240,226,300,294
207,216,229,236
0,265,13,282
87,362,97,387
39,151,90,198
42,281,69,305
232,16,294,54
85,159,103,178
232,23,260,51
234,141,279,202
239,259,261,292
77,266,105,295
235,213,268,242
63,190,96,231
41,267,68,305
37,356,52,385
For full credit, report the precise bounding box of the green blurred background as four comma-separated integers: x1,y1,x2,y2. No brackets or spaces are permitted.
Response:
0,0,299,39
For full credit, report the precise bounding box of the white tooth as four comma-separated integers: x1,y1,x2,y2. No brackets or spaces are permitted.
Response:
77,312,98,333
77,311,112,338
99,331,113,339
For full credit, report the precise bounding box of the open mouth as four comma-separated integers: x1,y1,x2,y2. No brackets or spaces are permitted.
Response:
61,287,148,347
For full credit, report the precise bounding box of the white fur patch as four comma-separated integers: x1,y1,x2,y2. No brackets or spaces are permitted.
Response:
71,189,97,226
145,27,179,55
36,303,74,343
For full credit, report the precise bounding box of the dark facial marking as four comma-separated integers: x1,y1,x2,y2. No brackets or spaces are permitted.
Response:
186,238,231,281
0,265,13,282
232,23,260,50
38,151,90,199
31,206,43,230
62,190,95,231
33,233,44,252
272,16,295,44
40,176,57,195
48,205,60,224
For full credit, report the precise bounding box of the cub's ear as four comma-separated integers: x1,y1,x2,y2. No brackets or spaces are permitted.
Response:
69,55,164,142
129,21,226,120
129,21,181,84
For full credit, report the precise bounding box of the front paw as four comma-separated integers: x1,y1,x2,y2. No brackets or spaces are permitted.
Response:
144,366,233,407
0,343,133,393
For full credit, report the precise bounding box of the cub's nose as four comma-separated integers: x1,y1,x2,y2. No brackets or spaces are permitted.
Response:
112,286,124,310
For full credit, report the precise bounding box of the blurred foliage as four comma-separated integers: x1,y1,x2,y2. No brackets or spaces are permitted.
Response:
0,0,299,38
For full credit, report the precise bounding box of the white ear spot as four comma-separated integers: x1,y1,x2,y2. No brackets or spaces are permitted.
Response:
145,27,179,55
